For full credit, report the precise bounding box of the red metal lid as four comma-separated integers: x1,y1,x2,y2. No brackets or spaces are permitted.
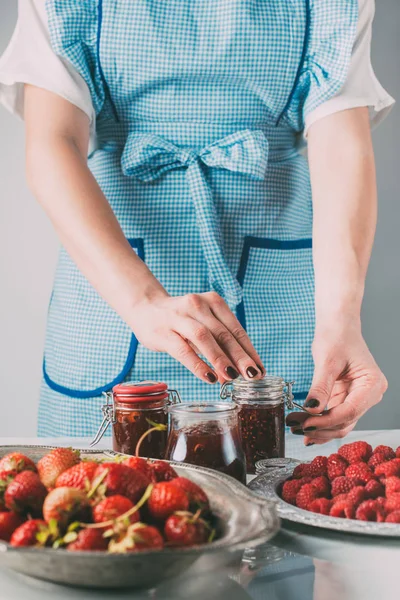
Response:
112,381,168,403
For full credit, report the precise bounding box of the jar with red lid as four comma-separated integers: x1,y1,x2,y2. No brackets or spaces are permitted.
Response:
91,381,180,459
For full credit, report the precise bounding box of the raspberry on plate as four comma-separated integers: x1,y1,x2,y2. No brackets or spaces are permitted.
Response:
347,486,367,507
385,476,400,497
292,464,310,480
364,479,385,499
338,442,372,464
368,452,390,471
307,457,328,478
331,476,359,497
355,500,386,522
385,511,400,523
345,462,374,484
373,445,396,460
308,498,332,515
396,447,400,459
375,459,400,481
385,493,400,513
329,498,355,519
310,476,330,497
327,454,348,481
281,479,309,505
295,483,321,510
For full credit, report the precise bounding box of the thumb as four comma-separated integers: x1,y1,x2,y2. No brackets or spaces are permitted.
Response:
305,358,341,413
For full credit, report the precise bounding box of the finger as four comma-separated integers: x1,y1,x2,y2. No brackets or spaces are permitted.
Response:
304,357,345,413
203,292,265,378
195,310,262,381
302,424,356,444
172,316,241,382
165,331,218,384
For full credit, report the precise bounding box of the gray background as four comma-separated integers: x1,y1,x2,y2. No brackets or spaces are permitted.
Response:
0,3,399,436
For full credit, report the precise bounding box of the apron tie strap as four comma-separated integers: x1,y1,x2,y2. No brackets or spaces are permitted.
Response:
121,130,269,308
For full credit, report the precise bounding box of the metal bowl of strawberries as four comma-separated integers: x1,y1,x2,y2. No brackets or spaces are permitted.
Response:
249,441,400,536
0,445,279,589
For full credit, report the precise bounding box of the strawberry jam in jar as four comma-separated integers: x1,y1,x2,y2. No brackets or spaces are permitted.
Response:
165,403,246,484
92,381,180,459
221,377,293,474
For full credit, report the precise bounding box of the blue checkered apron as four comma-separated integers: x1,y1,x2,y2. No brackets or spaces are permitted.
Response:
38,0,358,436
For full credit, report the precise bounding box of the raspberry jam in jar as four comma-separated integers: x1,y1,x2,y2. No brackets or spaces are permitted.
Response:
91,381,180,458
165,403,246,484
221,377,293,474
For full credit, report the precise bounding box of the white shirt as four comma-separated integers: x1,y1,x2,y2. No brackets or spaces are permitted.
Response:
0,0,395,143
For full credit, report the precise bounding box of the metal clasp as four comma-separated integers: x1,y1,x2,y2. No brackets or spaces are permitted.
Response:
168,389,182,404
220,381,233,400
90,392,116,447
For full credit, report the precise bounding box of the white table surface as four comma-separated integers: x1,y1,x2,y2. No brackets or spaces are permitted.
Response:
0,431,399,600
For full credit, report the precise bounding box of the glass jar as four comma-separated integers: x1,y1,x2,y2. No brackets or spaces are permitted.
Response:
221,376,294,474
91,381,180,459
165,403,246,484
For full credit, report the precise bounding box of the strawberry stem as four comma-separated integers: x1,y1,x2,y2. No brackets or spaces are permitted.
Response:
87,469,108,499
135,421,167,457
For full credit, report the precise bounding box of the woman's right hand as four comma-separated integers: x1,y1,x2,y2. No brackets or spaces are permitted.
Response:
130,290,265,384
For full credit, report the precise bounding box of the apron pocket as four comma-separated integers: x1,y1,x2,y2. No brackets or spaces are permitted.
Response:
43,239,144,398
237,237,314,398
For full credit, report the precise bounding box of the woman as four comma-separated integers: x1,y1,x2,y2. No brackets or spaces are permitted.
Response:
0,0,394,442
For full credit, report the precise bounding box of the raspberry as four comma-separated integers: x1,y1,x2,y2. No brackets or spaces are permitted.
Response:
385,493,400,513
332,493,349,504
338,442,372,464
330,498,355,519
347,486,367,507
307,456,328,477
385,476,400,497
331,476,359,497
310,476,330,497
292,464,309,480
281,479,306,505
345,462,374,484
396,447,400,459
327,454,348,480
375,459,400,481
364,479,385,499
308,498,332,515
385,511,400,523
368,453,389,471
373,445,396,460
355,500,386,522
296,483,321,510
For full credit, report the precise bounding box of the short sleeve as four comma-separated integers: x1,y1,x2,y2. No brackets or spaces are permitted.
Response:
304,0,395,136
286,0,359,132
45,0,105,117
0,0,95,125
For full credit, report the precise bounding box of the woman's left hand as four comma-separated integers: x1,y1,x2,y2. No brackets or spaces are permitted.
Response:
285,323,388,444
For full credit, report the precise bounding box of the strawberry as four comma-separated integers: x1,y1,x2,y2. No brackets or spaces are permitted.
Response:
109,523,164,553
338,442,372,464
385,493,400,513
0,470,17,509
55,462,98,491
92,464,150,503
10,519,48,547
164,512,209,546
385,476,400,497
148,482,189,520
295,483,321,510
93,495,139,526
331,476,359,497
67,528,108,552
281,478,309,505
385,511,400,523
149,461,178,483
345,462,374,484
37,448,80,489
355,499,386,522
330,498,355,519
310,476,330,497
364,479,385,499
368,452,389,471
169,477,209,510
0,511,24,541
0,453,37,474
375,459,400,481
373,445,396,460
123,457,153,481
5,471,47,516
327,454,348,481
308,498,332,515
43,487,90,529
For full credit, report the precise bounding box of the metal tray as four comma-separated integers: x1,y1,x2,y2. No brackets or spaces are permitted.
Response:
249,458,400,538
0,445,279,589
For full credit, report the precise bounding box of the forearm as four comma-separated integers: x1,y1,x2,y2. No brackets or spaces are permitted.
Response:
308,108,377,331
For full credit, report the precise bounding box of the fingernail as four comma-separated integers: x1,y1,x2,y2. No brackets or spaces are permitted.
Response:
257,364,265,375
206,372,217,383
286,419,300,427
304,426,317,432
226,366,240,380
292,429,305,436
305,398,320,409
246,366,259,378
306,442,315,447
